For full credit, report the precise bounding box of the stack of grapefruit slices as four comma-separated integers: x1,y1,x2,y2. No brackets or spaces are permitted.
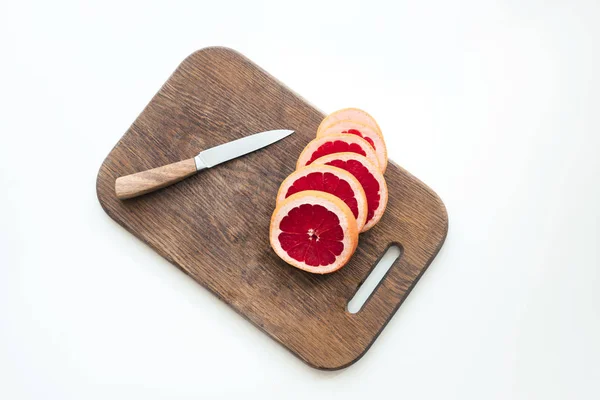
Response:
270,108,389,274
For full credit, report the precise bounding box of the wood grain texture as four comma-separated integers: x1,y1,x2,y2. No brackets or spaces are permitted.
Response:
96,47,448,370
115,158,197,199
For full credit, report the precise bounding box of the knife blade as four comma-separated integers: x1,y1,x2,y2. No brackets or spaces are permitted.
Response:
194,129,294,170
115,129,294,200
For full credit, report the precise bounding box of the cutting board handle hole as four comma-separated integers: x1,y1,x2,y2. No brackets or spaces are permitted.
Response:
347,244,403,314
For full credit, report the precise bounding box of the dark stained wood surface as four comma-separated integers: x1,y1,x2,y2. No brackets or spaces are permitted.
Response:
96,47,448,370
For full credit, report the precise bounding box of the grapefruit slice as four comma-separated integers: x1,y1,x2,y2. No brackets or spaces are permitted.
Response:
311,153,388,232
318,120,388,173
276,164,368,231
296,134,380,171
270,190,359,274
317,107,382,137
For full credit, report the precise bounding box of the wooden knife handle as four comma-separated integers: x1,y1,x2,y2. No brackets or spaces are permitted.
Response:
115,158,197,200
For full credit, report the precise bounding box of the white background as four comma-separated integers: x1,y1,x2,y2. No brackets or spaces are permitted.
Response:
1,0,599,399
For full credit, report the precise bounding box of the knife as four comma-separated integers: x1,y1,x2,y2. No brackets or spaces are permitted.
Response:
115,129,294,200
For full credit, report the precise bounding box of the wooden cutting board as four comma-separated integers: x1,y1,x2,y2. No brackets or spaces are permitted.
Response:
96,47,448,370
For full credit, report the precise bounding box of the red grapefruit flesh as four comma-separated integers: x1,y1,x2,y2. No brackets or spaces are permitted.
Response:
318,120,388,173
296,134,379,171
276,164,368,231
311,153,388,232
270,191,359,274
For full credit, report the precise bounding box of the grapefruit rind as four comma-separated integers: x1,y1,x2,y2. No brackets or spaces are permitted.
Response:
311,153,388,232
317,107,383,138
296,133,380,172
317,120,388,173
276,164,368,232
270,190,359,274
